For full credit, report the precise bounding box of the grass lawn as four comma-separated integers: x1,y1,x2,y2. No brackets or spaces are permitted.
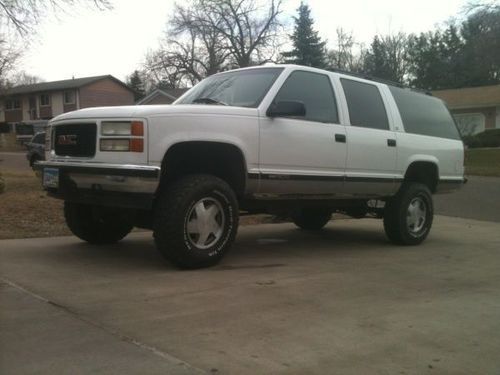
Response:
0,133,26,152
465,148,500,177
0,169,70,239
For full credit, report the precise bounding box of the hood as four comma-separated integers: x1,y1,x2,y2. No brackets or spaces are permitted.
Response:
50,104,259,123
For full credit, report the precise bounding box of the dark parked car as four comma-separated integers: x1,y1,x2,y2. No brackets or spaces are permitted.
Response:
26,132,46,168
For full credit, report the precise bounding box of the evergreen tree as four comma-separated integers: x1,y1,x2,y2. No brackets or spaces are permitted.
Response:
461,8,500,86
407,8,500,90
363,33,409,84
282,2,326,68
127,70,146,101
407,27,465,90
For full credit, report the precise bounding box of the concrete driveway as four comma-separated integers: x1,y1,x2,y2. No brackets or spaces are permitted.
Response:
1,217,500,374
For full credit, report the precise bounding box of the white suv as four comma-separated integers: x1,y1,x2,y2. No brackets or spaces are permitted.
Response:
36,64,465,268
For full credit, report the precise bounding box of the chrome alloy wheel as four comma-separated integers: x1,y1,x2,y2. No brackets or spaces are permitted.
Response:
186,197,225,249
406,197,427,235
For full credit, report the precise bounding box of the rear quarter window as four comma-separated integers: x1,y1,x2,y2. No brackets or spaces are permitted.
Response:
389,86,460,140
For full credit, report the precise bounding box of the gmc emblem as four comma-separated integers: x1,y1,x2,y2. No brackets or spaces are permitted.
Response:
57,134,77,145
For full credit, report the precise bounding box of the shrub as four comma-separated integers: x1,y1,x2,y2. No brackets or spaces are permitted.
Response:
0,174,5,194
463,129,500,148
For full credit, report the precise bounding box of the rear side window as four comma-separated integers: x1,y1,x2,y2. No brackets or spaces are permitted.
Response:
341,78,389,130
389,86,460,140
274,71,339,123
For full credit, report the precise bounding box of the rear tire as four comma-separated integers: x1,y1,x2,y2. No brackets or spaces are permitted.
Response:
153,174,239,269
64,202,133,244
383,183,433,245
292,208,332,231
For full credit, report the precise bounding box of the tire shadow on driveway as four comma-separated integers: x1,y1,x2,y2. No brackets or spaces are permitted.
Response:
13,219,446,274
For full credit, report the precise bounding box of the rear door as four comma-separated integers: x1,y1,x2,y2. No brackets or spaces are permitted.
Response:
338,78,398,196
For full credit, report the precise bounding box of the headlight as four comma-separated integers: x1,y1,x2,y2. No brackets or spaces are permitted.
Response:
101,121,143,136
101,121,134,135
100,121,144,152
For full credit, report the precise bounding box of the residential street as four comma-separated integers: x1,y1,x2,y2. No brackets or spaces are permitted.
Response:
434,175,500,222
2,217,500,374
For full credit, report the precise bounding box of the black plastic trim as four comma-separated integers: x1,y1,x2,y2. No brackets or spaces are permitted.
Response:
248,173,402,183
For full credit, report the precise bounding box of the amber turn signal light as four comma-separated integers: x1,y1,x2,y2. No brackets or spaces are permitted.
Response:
131,121,144,136
130,138,144,152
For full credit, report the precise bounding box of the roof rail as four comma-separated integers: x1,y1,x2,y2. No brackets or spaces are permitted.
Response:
327,67,432,96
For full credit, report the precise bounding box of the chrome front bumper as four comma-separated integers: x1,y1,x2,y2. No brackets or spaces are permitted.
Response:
34,160,161,208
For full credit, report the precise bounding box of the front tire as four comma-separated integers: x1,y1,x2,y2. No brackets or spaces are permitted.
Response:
64,202,133,244
30,155,40,169
383,183,433,245
292,208,332,230
153,174,239,269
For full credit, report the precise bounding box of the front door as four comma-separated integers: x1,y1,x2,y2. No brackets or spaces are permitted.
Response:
258,70,347,197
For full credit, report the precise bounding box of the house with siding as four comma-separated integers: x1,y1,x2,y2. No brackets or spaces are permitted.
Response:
433,84,500,136
0,75,135,127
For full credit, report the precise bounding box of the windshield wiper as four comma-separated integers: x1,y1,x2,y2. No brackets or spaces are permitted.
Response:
192,97,227,106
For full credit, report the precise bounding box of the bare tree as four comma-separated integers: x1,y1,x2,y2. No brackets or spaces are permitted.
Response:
10,71,44,85
0,37,22,90
144,0,284,87
0,0,112,35
463,0,500,14
0,0,111,87
143,1,231,87
326,28,365,73
198,0,284,67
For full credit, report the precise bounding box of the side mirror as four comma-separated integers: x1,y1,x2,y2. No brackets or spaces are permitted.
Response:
266,100,306,118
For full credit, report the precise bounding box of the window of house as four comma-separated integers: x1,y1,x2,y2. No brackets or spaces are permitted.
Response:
5,99,21,110
64,90,75,104
273,70,339,123
341,78,389,130
40,94,51,106
453,113,485,137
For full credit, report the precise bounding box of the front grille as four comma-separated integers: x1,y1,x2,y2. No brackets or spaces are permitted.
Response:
54,123,97,157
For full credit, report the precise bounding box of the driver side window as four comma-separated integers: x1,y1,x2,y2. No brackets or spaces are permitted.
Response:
273,71,339,124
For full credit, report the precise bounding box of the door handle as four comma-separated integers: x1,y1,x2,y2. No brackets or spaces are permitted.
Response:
387,139,396,147
335,134,346,143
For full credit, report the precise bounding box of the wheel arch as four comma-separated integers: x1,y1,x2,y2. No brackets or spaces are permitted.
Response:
158,141,248,198
403,160,439,193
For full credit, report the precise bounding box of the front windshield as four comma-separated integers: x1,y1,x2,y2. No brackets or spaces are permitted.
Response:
176,67,284,108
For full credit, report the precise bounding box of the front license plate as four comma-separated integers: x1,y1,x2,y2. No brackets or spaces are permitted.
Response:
43,168,59,188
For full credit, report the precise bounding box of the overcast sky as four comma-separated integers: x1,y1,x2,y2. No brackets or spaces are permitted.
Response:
21,0,468,83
